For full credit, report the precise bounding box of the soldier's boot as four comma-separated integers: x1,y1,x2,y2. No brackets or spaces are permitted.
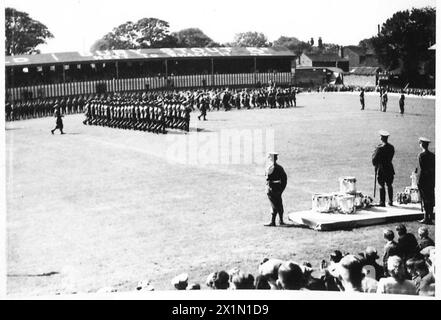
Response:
387,186,394,206
420,202,434,224
379,188,386,207
264,214,276,227
278,212,286,226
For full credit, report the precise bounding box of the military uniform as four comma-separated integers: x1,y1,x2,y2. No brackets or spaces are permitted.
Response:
265,153,288,226
360,89,365,110
399,94,405,114
51,107,64,134
372,130,395,206
417,137,435,224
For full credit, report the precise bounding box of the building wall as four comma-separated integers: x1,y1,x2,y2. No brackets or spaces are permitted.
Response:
295,69,327,87
299,54,313,67
344,75,377,87
343,49,361,68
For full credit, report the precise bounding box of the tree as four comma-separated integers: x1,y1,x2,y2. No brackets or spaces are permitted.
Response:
370,7,435,85
92,17,178,50
273,36,312,56
172,28,218,47
5,7,54,55
232,32,269,47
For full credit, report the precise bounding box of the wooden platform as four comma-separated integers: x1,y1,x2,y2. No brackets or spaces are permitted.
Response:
287,203,425,231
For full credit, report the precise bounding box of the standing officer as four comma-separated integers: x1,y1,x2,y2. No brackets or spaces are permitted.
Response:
399,93,405,115
51,105,65,134
360,88,365,110
264,152,288,227
372,130,395,206
417,137,435,224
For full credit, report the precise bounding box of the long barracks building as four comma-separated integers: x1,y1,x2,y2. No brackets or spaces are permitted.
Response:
5,47,296,101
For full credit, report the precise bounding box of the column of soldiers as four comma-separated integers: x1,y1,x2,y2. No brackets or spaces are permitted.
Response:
5,95,87,121
83,94,191,134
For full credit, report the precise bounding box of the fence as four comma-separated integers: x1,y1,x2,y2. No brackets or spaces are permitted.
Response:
6,72,293,101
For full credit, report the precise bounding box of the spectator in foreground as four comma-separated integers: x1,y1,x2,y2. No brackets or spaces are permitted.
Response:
171,273,188,290
417,227,435,252
254,275,271,290
335,255,364,292
395,224,418,262
377,256,417,295
413,259,435,296
382,229,400,276
276,261,306,290
363,246,384,281
258,258,284,290
230,271,255,289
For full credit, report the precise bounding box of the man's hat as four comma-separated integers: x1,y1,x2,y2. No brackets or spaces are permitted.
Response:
268,152,279,156
171,273,188,287
378,130,390,137
419,137,431,143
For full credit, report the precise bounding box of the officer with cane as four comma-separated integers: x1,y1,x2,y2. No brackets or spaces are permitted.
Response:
372,130,395,206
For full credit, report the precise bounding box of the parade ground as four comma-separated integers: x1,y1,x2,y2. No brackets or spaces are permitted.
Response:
6,92,436,295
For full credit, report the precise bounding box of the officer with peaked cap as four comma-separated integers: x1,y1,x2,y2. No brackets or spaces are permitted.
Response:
417,137,435,224
264,152,288,226
372,130,395,206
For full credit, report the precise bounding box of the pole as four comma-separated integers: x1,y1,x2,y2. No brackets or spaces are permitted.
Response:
373,167,378,198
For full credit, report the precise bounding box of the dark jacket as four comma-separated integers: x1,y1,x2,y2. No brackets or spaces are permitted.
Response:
266,163,287,194
372,142,395,177
418,150,435,189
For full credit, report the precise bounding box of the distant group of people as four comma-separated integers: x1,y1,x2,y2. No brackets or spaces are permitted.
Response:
321,85,435,97
359,87,406,114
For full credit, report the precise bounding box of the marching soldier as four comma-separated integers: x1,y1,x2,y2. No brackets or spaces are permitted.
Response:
381,90,388,112
51,105,65,134
360,88,365,110
264,152,288,227
372,130,395,206
417,137,435,224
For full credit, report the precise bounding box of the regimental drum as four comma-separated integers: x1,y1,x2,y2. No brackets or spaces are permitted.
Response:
353,192,364,209
339,177,357,195
404,187,421,203
312,194,334,213
337,194,356,214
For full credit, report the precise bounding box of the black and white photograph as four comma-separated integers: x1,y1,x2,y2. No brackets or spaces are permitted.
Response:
1,0,438,301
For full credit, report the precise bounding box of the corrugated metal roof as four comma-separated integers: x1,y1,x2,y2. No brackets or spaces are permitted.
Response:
5,47,295,67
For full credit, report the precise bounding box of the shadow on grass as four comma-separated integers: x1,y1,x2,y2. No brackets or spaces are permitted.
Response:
8,271,60,277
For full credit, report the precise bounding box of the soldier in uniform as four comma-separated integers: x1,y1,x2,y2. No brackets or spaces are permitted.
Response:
399,93,405,115
372,130,395,206
381,90,388,112
197,97,208,121
417,137,435,224
360,88,365,110
264,152,288,227
51,105,65,134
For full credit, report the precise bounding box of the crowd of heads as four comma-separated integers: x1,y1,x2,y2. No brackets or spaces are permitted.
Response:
94,224,434,296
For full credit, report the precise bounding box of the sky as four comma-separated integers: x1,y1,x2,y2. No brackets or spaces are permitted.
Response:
3,0,437,53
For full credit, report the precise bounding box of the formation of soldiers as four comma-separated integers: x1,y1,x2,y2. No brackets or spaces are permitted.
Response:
5,86,298,123
83,93,191,134
5,95,87,121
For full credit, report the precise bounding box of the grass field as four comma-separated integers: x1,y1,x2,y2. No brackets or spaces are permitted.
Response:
6,92,435,295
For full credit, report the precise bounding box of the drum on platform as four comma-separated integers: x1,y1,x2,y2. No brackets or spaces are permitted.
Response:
404,187,420,203
337,194,356,214
339,177,357,194
312,194,334,213
353,192,364,209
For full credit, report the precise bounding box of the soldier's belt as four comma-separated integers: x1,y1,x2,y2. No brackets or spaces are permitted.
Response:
269,180,282,183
